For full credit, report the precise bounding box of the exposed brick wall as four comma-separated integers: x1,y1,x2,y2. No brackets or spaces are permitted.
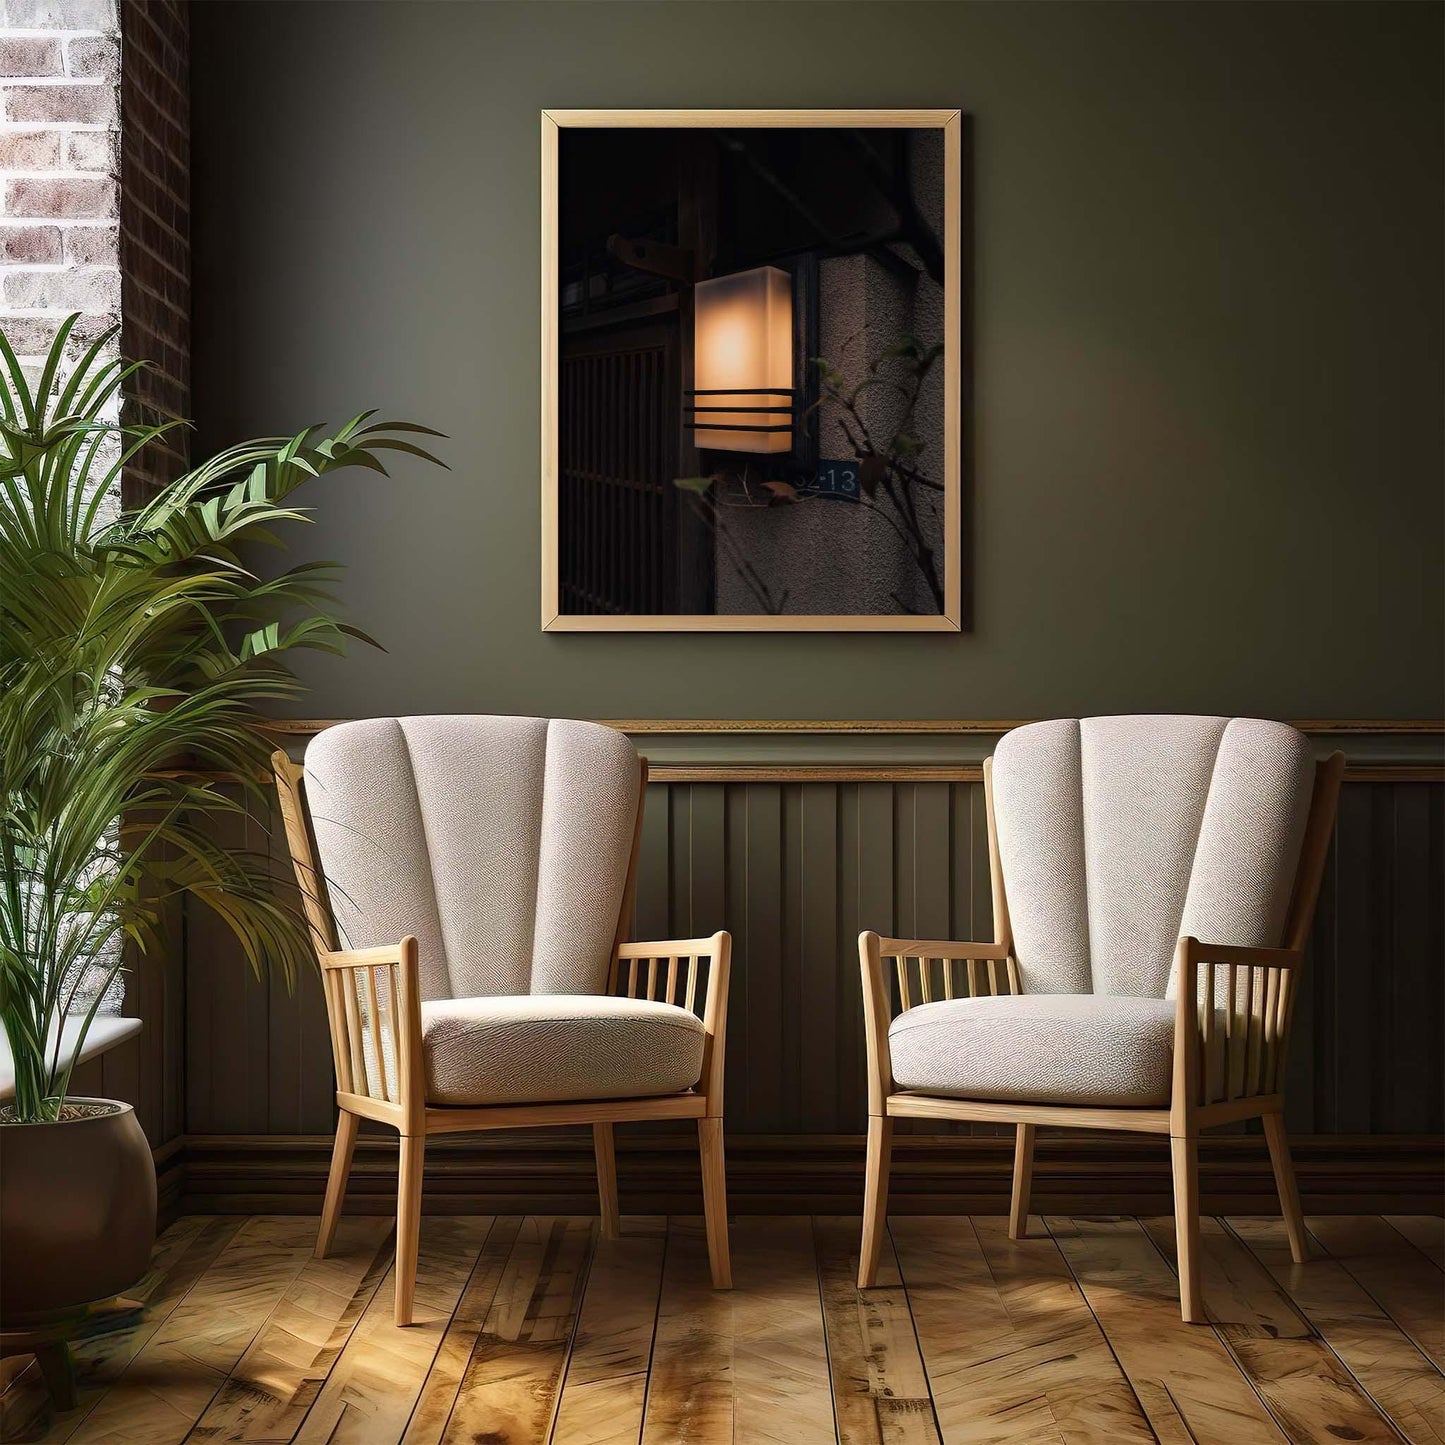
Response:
0,0,121,367
0,0,189,496
1,2,191,1071
119,0,187,497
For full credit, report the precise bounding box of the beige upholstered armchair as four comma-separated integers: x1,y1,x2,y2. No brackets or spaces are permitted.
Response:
858,715,1343,1322
272,715,731,1325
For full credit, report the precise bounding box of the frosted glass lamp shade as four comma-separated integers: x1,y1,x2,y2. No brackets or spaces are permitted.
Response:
690,266,794,454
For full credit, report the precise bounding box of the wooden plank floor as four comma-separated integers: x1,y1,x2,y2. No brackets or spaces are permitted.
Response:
3,1214,1441,1444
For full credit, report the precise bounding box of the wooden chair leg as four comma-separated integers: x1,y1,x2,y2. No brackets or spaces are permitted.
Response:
1009,1122,1035,1241
1170,1133,1205,1323
698,1117,731,1289
594,1122,620,1239
858,1114,893,1288
1263,1110,1309,1264
394,1133,425,1326
316,1108,359,1259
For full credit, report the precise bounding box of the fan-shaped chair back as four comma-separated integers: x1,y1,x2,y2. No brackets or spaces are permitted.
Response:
302,715,642,1001
990,716,1315,998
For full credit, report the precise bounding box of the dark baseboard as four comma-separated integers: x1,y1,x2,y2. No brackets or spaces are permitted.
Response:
153,1136,187,1228
172,1130,1445,1218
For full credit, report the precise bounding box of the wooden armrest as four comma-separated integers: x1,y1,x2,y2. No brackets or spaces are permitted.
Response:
871,936,1011,961
862,932,1019,1009
1178,939,1303,971
320,944,413,972
615,934,727,959
318,937,425,1130
610,933,730,1016
1172,936,1303,1116
858,931,1016,1116
612,931,730,1116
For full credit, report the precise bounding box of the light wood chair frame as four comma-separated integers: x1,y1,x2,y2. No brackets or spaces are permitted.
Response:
857,750,1346,1322
272,750,732,1325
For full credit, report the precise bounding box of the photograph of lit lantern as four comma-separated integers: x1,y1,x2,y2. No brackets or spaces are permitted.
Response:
689,266,795,454
544,111,963,630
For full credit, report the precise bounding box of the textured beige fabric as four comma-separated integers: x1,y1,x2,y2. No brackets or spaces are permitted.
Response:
304,716,640,1002
530,720,644,995
1079,714,1230,996
303,717,454,1000
991,719,1091,994
399,714,548,998
1171,719,1315,999
889,994,1179,1105
991,716,1315,999
419,994,705,1106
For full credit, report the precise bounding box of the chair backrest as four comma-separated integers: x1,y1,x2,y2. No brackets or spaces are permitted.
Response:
989,716,1316,998
302,715,642,1001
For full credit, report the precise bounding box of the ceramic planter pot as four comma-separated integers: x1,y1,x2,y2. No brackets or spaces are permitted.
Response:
0,1099,156,1325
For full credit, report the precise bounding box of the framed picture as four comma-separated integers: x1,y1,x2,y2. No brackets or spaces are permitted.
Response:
541,109,964,632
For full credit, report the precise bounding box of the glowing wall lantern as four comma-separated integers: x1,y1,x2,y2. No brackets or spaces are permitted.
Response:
688,265,794,453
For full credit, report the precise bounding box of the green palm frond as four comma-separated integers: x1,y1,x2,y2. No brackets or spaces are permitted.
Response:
0,315,445,1121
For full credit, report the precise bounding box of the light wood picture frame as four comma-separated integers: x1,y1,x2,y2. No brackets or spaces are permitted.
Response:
541,109,964,632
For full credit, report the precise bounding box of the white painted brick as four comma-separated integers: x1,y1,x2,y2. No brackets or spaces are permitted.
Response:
64,33,116,81
0,129,60,168
0,221,60,261
61,219,113,263
0,0,121,446
5,174,117,219
0,310,112,354
62,127,114,170
0,35,61,75
4,81,117,127
1,0,117,30
4,261,118,310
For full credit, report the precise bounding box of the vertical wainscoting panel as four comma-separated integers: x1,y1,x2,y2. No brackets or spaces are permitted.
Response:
184,787,334,1137
625,776,1443,1138
182,770,1442,1140
630,779,999,1136
1286,780,1445,1137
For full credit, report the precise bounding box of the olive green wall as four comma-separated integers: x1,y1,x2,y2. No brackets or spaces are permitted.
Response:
191,0,1443,723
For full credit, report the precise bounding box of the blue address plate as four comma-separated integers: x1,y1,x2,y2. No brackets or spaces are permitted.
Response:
806,460,861,502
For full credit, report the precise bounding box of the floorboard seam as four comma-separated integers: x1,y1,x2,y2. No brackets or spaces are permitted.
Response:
634,1216,672,1445
1220,1216,1431,1442
1039,1214,1157,1440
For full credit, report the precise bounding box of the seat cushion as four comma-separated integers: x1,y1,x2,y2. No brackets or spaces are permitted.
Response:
420,995,705,1107
889,994,1179,1106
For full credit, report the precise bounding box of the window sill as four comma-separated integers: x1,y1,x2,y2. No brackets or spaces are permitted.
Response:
0,1016,143,1102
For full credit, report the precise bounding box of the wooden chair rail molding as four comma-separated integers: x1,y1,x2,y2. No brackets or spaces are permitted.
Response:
259,718,1445,783
264,719,1445,733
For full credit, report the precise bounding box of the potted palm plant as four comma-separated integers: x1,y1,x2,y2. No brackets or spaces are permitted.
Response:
0,316,441,1326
